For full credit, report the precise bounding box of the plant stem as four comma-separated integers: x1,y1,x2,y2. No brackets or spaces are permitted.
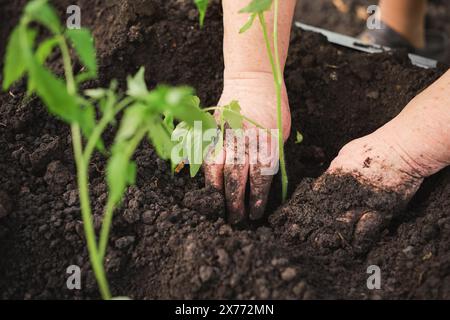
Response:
98,127,147,260
72,123,112,300
258,3,288,202
83,97,133,162
58,36,76,95
59,37,111,299
98,198,115,261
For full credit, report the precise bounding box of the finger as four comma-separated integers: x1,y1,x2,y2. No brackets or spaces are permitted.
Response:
335,209,366,225
353,210,386,251
204,147,225,192
224,129,249,225
248,133,277,220
249,165,273,220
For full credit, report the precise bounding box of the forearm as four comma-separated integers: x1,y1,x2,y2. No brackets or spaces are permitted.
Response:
382,69,450,176
222,0,296,79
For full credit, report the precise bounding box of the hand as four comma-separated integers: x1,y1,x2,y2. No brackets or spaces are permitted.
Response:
204,72,291,224
271,79,450,253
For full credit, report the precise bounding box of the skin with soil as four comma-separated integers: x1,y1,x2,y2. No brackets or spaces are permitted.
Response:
0,0,449,299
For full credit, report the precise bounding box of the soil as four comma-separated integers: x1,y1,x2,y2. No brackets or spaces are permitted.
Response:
0,0,449,300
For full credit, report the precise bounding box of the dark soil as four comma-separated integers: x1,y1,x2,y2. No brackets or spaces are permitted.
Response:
0,0,449,300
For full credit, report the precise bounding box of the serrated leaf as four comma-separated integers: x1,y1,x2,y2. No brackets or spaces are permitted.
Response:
223,100,243,130
28,62,81,123
194,0,209,27
3,26,37,90
146,88,216,131
239,13,257,33
127,67,148,99
65,28,97,78
24,0,61,34
172,119,214,178
27,36,59,93
239,0,273,13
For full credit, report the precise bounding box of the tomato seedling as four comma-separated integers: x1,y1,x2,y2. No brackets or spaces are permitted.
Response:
194,0,210,27
194,0,289,201
2,0,219,299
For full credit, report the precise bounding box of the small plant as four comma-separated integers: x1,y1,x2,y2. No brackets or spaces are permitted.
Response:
195,0,289,201
2,0,221,299
194,0,210,27
295,131,304,144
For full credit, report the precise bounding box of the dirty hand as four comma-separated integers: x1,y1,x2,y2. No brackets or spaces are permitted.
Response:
205,73,291,224
317,70,450,245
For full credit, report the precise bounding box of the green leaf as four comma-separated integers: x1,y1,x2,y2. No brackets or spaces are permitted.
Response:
84,88,106,100
106,148,129,205
79,102,95,137
24,0,61,34
27,36,59,94
188,125,206,177
239,0,273,13
239,13,257,33
127,67,148,99
116,103,148,141
3,26,37,90
35,36,59,64
28,62,81,123
222,100,243,130
146,88,216,131
163,112,174,131
171,119,214,178
65,28,97,77
295,131,304,144
126,162,137,185
147,115,174,160
194,0,209,27
96,89,117,127
75,72,96,84
171,121,190,164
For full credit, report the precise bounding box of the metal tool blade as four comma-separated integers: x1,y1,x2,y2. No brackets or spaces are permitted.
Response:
295,22,437,69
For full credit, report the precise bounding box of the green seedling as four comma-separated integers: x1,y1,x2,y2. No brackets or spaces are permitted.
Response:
172,99,269,177
3,0,218,299
295,131,304,144
194,0,209,27
195,0,289,201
